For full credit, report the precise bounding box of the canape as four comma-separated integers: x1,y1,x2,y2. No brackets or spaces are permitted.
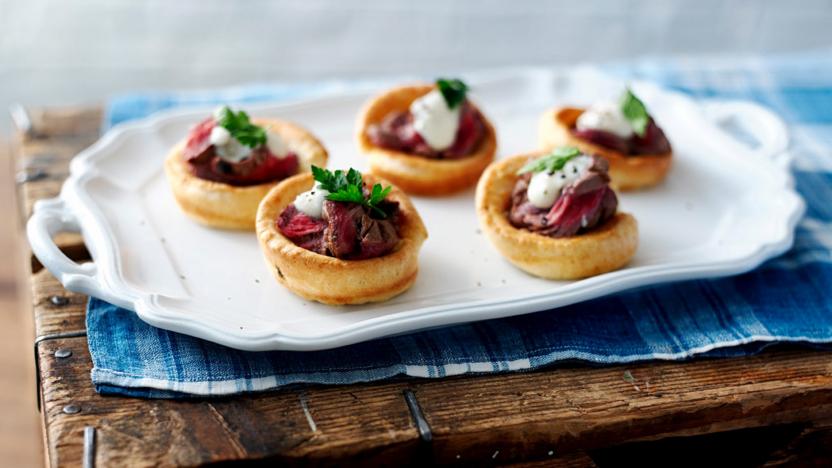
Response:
538,88,672,190
256,166,428,305
476,147,638,279
165,105,328,230
356,78,497,195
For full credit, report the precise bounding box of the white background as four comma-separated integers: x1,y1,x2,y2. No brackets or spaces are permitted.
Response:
1,0,831,133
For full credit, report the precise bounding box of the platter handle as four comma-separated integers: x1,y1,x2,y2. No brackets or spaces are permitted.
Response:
27,197,125,306
702,100,792,170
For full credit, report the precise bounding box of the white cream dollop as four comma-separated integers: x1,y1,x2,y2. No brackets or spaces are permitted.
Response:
526,155,594,209
576,102,634,138
214,135,252,163
209,126,231,146
266,131,289,159
410,89,461,151
292,183,330,218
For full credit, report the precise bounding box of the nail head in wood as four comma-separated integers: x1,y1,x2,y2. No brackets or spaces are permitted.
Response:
54,348,72,359
33,330,88,412
50,295,70,306
16,168,48,184
63,404,81,414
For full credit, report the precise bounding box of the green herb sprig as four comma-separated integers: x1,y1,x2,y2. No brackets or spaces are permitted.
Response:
518,146,582,175
436,78,469,109
620,88,649,137
215,106,267,148
311,166,393,218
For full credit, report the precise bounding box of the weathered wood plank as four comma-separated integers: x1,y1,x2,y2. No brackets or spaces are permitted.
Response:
32,268,87,337
15,134,100,218
13,106,101,271
36,324,832,467
500,452,597,468
37,336,422,467
32,270,832,465
412,351,832,464
17,106,103,140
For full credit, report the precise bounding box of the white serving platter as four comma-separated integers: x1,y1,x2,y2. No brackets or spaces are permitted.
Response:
27,67,805,351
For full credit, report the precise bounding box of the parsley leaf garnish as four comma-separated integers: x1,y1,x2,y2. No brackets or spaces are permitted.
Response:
436,78,469,109
369,183,393,208
620,88,649,137
215,105,267,148
326,184,365,204
311,166,393,218
517,147,582,175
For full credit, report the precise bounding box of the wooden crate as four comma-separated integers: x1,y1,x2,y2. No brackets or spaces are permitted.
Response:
14,106,832,467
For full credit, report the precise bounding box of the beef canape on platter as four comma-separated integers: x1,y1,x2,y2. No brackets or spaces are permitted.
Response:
165,105,328,230
256,166,428,305
538,88,672,190
356,78,497,196
476,147,638,280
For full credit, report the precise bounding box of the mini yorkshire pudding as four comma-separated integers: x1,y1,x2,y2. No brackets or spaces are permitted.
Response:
356,82,497,196
256,172,428,305
539,107,672,191
476,152,638,280
165,114,328,231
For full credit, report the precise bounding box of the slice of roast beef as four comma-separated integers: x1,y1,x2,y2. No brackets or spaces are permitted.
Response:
322,201,364,259
570,128,630,154
277,205,327,254
367,101,485,159
541,185,617,237
568,159,611,196
182,118,215,163
630,119,672,155
507,174,549,230
354,212,400,260
279,198,401,260
367,112,427,153
183,118,299,187
508,155,618,238
191,145,297,186
443,103,486,158
570,117,671,156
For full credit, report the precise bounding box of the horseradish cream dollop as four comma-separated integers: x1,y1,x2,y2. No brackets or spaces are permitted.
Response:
527,155,593,209
210,123,289,162
266,131,290,159
209,126,231,146
210,107,253,163
410,89,461,151
293,183,330,218
214,135,252,163
576,102,634,139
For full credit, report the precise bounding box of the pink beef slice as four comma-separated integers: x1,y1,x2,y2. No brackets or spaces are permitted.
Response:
367,101,485,159
277,204,327,254
183,117,299,187
508,155,618,238
278,199,401,259
322,201,364,258
571,118,671,155
354,212,400,260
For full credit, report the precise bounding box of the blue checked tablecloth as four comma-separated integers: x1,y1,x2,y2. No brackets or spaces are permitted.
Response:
91,50,832,398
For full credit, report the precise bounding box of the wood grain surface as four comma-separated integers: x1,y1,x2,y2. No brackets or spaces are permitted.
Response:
15,106,101,272
18,106,832,466
0,138,41,468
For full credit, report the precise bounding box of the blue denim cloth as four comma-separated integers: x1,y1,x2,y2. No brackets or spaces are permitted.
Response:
91,50,832,397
